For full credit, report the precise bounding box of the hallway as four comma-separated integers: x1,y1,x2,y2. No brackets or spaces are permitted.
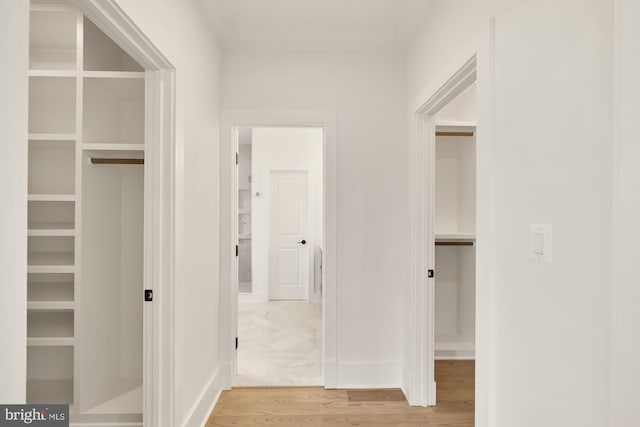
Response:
210,361,474,426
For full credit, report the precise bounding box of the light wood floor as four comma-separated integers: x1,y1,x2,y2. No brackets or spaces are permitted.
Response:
207,360,474,426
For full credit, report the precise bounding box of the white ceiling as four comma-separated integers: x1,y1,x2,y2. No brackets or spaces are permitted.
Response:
198,0,436,52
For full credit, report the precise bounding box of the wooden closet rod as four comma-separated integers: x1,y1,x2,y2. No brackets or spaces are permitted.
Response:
436,131,475,137
91,158,144,165
435,241,475,246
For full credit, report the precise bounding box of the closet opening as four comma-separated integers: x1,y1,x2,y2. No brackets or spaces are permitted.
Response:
26,0,176,424
408,55,478,408
233,126,324,387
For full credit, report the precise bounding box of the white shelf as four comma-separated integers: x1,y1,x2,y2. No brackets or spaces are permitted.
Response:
27,337,75,347
435,120,477,128
83,70,145,79
28,301,75,311
238,209,251,214
238,234,252,240
28,265,75,274
435,233,476,242
29,133,76,141
28,194,76,202
82,143,145,151
29,69,76,78
28,229,75,237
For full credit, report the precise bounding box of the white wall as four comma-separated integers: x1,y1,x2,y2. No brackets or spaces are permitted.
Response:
222,51,408,385
0,0,28,404
100,1,223,425
610,0,640,425
251,127,323,302
436,83,477,124
408,1,613,426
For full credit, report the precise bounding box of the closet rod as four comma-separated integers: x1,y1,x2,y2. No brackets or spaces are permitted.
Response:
436,131,475,137
435,241,475,246
91,158,144,165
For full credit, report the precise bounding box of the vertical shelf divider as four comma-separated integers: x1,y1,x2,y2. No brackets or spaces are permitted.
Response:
72,8,83,411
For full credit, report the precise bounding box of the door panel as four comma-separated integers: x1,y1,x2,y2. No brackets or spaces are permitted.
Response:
269,171,308,300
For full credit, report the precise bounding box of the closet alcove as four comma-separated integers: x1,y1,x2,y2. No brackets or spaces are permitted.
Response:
27,2,145,424
433,81,477,361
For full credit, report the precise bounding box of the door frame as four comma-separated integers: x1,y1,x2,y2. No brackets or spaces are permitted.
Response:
407,54,485,407
220,110,338,388
75,1,176,425
268,169,311,301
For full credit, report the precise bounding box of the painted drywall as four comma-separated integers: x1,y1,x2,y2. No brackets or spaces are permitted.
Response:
408,1,613,426
0,0,28,404
108,1,223,425
610,0,640,425
221,51,408,385
251,127,323,302
436,83,477,124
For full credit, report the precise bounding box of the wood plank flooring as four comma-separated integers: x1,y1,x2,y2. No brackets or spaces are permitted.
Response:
206,360,474,426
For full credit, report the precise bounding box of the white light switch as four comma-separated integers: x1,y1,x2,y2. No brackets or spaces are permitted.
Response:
533,232,544,255
530,224,552,264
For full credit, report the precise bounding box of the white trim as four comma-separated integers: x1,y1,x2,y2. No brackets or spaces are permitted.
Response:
220,109,338,389
180,366,226,427
238,292,268,303
29,133,77,141
335,361,402,389
72,2,176,426
407,55,477,407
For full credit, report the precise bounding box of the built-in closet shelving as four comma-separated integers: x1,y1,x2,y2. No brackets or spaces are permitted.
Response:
434,122,476,360
27,2,145,422
238,136,253,294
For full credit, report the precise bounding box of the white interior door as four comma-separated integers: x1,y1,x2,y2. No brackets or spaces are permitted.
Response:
269,171,308,300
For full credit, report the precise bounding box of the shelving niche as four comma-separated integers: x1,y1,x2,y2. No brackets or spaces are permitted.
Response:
238,133,253,294
434,124,476,360
29,140,75,195
27,2,145,423
29,77,76,135
29,8,77,70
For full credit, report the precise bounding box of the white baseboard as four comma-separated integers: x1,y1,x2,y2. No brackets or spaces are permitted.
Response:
435,342,475,360
238,293,268,303
335,361,402,389
324,359,337,388
181,365,226,427
219,361,233,390
401,364,412,403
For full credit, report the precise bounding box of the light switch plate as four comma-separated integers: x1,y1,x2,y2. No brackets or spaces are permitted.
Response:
530,224,552,264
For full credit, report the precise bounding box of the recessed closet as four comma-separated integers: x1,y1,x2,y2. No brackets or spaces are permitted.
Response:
237,127,253,296
434,85,476,360
27,1,145,424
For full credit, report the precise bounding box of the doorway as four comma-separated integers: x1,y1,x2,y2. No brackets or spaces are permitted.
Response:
233,126,324,386
407,55,480,407
221,110,338,390
26,0,175,424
